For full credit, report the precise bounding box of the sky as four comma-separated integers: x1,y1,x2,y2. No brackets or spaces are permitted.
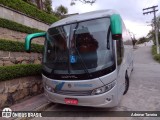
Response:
52,0,160,39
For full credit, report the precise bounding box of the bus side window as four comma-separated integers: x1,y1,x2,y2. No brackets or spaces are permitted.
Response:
116,38,124,65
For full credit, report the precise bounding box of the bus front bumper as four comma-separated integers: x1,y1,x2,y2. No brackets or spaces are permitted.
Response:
44,85,119,108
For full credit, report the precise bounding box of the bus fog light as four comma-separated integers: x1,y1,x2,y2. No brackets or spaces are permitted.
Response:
106,97,111,101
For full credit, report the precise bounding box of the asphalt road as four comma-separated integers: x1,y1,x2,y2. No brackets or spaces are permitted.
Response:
33,46,160,120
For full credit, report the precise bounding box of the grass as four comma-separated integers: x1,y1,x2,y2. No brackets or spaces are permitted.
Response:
0,39,43,53
0,0,58,24
0,18,43,33
0,64,42,81
152,45,160,63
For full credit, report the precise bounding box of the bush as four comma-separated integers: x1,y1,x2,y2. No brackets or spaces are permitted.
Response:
152,45,160,63
154,54,160,62
0,39,44,53
0,64,42,81
0,0,58,24
152,45,156,55
0,18,43,33
22,0,37,7
137,37,147,44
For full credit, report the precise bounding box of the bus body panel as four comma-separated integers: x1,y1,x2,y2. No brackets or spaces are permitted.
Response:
124,46,133,77
99,68,117,85
44,81,118,108
114,40,126,102
24,10,134,108
113,20,134,103
43,15,133,107
43,75,105,91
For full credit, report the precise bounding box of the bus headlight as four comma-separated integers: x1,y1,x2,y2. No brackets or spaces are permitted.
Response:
91,81,116,95
91,86,106,95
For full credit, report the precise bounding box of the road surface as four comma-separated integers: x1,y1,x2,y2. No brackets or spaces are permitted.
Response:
33,46,160,120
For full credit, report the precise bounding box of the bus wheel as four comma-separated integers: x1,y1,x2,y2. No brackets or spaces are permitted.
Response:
123,73,129,95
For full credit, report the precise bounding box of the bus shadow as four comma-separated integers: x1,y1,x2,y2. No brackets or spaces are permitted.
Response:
51,103,114,111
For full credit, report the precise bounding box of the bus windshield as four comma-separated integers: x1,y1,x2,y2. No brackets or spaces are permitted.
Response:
43,18,115,80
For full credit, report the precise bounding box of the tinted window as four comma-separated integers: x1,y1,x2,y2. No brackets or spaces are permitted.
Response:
43,18,115,79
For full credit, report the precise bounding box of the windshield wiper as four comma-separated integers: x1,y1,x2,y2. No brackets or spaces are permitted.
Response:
74,46,92,78
72,23,92,78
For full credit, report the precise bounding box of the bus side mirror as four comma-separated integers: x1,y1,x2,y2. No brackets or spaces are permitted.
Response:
25,32,46,52
110,14,122,40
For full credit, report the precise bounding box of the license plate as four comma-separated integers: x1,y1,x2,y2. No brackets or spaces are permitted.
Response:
65,98,78,105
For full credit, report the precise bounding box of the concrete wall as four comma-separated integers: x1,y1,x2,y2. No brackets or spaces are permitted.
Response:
0,76,43,108
0,27,45,45
0,4,49,31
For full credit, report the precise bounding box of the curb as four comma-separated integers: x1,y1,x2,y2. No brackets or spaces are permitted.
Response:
35,101,53,112
14,102,53,120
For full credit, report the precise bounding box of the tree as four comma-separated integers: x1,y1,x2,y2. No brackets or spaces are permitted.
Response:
137,37,147,44
44,0,52,13
132,39,137,46
54,5,68,18
70,0,96,5
36,0,42,10
23,0,96,14
147,16,160,45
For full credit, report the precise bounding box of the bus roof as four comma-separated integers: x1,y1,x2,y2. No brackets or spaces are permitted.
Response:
50,9,119,28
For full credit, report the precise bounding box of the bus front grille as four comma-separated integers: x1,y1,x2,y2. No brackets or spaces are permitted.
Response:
55,90,92,96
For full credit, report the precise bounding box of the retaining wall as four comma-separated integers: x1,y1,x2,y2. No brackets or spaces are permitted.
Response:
0,4,49,31
0,51,42,66
0,27,45,45
0,76,43,108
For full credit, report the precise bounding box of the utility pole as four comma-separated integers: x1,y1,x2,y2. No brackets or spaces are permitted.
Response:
146,21,154,31
143,5,159,54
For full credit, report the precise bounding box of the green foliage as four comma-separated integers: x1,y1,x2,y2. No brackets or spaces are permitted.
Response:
152,45,160,63
132,39,137,46
54,5,68,19
22,0,52,13
0,18,43,33
147,30,160,45
21,0,37,7
70,0,96,5
0,39,43,53
0,64,42,81
137,37,147,44
154,54,160,62
44,0,52,14
0,0,58,24
55,5,68,15
152,45,156,55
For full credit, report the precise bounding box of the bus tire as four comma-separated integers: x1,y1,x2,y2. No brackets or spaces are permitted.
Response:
123,72,129,95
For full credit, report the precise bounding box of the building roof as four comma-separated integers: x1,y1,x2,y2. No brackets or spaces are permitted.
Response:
50,9,119,28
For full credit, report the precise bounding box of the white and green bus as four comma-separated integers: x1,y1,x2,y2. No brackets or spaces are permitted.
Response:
25,10,134,107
